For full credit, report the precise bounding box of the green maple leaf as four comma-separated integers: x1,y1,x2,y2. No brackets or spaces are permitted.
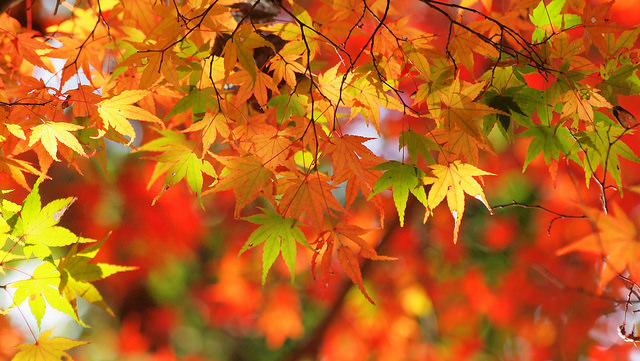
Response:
137,131,216,201
12,329,87,361
484,92,526,135
267,94,307,124
399,130,437,164
369,161,428,227
530,0,580,42
239,208,310,284
166,87,218,118
599,64,640,99
14,178,93,259
521,125,575,171
57,239,136,316
575,122,640,190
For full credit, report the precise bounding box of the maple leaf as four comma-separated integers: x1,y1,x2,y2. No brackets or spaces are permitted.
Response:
521,124,575,171
251,130,295,171
439,79,506,140
348,76,404,131
222,24,272,80
574,123,640,190
11,329,87,361
399,129,438,164
212,154,275,216
229,70,280,107
402,42,431,80
316,64,352,105
58,240,136,316
45,35,108,87
370,161,428,227
96,90,163,145
239,208,311,284
277,172,344,228
14,178,93,259
28,122,87,161
0,156,42,190
599,64,640,99
580,1,626,56
423,161,494,243
432,127,492,165
448,24,498,72
10,262,85,328
314,223,396,303
137,131,216,200
557,86,611,126
183,112,231,152
529,0,581,42
557,204,640,293
327,135,384,208
269,54,307,88
166,87,218,118
329,135,383,182
267,94,307,125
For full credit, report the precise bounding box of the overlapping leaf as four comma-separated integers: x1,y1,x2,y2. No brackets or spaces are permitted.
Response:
438,79,506,140
57,240,136,316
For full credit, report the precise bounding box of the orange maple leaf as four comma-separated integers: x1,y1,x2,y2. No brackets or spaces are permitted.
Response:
313,222,395,303
556,204,640,293
212,154,275,217
277,172,343,228
557,86,611,126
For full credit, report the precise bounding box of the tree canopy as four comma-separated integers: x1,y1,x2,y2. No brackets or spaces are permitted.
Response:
2,0,640,360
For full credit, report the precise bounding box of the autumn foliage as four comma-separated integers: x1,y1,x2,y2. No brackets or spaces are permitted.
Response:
2,0,640,360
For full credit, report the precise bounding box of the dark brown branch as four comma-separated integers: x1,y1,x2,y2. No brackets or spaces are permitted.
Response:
1,100,51,107
419,0,549,73
492,201,587,235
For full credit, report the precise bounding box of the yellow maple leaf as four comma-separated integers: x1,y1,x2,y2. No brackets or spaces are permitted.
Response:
96,90,163,144
12,329,88,361
28,122,87,161
423,160,494,243
183,113,231,152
